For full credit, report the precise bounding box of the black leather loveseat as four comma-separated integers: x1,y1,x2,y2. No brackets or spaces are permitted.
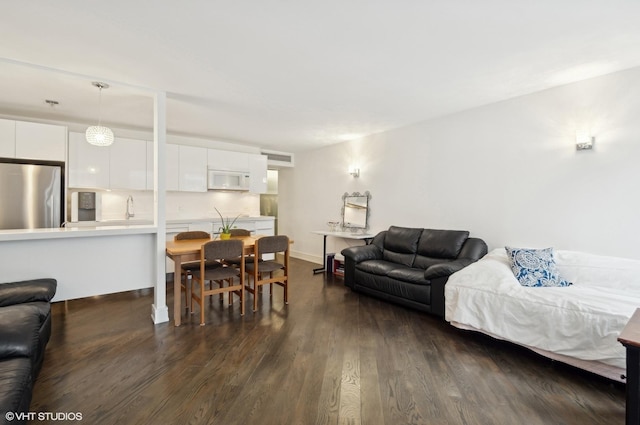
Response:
0,279,56,425
341,226,487,317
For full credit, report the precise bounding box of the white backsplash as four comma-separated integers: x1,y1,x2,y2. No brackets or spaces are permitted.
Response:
83,190,261,221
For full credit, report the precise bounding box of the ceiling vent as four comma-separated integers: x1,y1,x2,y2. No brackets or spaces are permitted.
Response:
261,149,295,168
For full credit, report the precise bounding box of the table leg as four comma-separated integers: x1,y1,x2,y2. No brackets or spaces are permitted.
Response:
313,235,328,274
626,346,640,425
174,255,182,326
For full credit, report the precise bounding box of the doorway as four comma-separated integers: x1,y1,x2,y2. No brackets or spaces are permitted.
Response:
259,170,278,234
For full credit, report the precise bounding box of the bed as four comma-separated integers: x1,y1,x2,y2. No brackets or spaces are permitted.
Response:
445,248,640,382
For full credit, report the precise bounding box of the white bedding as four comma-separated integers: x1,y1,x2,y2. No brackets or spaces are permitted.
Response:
445,248,640,372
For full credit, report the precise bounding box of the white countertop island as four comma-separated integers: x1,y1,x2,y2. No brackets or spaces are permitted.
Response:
0,215,275,323
0,223,156,242
0,224,161,308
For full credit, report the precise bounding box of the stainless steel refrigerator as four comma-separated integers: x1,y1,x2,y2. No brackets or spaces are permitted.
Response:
0,160,64,230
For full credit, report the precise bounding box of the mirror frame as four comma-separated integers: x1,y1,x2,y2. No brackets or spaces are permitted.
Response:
341,191,371,232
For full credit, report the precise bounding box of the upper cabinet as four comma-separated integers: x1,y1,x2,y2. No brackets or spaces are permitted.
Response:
207,149,267,193
165,144,180,191
249,154,268,194
146,141,154,191
67,133,261,194
68,132,110,189
68,132,147,190
15,121,67,162
109,137,147,190
147,142,208,192
207,150,249,172
178,145,208,192
0,119,66,162
0,119,16,158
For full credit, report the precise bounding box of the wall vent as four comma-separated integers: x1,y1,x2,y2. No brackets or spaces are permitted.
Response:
261,149,295,168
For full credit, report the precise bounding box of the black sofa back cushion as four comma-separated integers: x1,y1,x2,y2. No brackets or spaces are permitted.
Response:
0,279,57,307
413,229,469,269
382,226,423,267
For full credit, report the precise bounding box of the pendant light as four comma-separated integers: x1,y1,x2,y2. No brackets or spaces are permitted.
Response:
86,82,114,147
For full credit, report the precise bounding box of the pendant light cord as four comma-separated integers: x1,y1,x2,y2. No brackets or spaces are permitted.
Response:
97,86,103,127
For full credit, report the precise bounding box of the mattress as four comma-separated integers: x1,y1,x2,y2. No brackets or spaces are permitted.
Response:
445,248,640,376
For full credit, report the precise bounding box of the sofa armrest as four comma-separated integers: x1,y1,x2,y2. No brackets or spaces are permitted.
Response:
424,259,473,280
0,279,57,307
341,245,382,264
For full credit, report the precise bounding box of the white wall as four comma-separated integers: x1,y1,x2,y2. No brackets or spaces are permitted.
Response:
280,66,640,262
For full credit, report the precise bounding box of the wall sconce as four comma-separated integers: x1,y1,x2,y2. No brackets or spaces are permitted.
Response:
349,167,360,178
576,130,594,151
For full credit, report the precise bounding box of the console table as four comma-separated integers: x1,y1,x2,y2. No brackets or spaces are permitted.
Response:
619,308,640,425
311,230,374,274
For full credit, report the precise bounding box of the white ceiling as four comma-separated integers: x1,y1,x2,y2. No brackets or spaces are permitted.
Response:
1,1,640,153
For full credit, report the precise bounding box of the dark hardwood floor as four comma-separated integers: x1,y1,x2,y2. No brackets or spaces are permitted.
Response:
31,258,626,424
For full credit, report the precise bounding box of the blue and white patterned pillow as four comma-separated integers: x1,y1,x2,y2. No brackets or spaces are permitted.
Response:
505,247,572,287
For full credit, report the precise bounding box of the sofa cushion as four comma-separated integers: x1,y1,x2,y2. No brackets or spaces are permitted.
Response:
417,229,469,258
382,226,422,267
0,304,42,361
0,357,33,416
0,279,57,307
356,260,405,277
387,268,431,285
411,256,444,271
354,269,431,305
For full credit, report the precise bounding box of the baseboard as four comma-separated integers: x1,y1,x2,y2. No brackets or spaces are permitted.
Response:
290,250,322,265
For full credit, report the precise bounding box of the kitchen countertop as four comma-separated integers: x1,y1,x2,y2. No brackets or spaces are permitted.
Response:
165,216,275,224
0,224,157,242
66,216,274,227
0,216,276,242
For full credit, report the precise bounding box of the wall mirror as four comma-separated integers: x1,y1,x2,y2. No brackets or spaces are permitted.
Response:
342,191,371,231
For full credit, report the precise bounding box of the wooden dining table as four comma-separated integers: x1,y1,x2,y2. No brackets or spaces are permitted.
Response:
166,235,261,326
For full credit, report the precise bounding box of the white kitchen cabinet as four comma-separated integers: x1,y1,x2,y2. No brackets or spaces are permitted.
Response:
255,217,276,259
68,132,110,189
178,145,207,192
207,149,249,172
146,141,154,190
0,119,66,162
166,144,180,191
15,121,66,162
249,154,268,194
109,137,147,190
166,144,207,192
0,119,16,158
255,218,275,236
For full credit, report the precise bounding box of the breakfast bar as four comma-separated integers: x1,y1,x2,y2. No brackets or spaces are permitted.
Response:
0,224,158,302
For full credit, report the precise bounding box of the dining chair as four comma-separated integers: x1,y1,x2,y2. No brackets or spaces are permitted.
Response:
244,235,289,312
174,231,217,311
190,239,245,325
223,228,256,267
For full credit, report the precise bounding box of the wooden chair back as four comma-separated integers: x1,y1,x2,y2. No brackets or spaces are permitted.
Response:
175,231,210,241
229,228,251,237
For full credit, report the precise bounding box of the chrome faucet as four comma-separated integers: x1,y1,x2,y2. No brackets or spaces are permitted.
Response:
126,195,135,219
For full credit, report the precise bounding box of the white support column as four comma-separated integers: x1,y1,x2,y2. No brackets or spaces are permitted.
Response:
151,91,169,324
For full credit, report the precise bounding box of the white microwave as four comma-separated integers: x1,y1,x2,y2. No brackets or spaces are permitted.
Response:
207,170,250,191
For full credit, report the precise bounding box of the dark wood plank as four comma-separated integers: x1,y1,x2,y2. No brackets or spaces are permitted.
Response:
30,259,626,425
